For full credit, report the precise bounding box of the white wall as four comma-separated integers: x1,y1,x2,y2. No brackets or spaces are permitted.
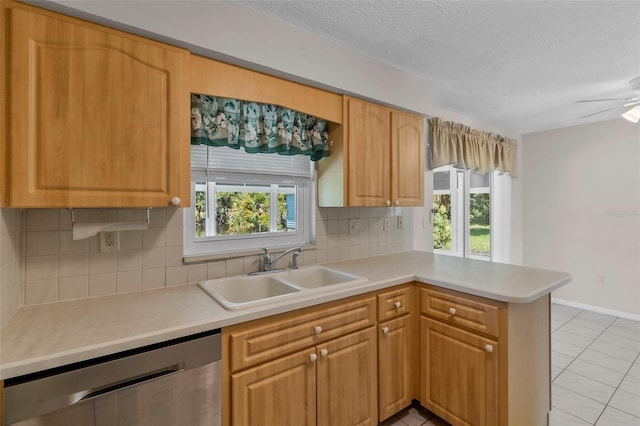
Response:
523,119,640,317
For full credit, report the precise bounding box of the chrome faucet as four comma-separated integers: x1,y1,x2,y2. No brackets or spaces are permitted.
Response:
261,247,302,272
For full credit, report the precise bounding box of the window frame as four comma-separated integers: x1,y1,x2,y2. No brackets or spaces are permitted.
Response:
184,170,315,259
433,165,494,261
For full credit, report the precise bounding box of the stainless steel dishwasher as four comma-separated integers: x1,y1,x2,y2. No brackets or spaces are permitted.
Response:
3,330,221,426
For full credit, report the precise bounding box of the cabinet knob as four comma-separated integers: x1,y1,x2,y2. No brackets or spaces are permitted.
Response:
314,326,322,335
395,200,400,206
171,197,181,206
448,307,457,316
320,349,328,358
394,301,402,309
382,326,389,334
385,200,391,206
485,344,494,353
310,353,318,363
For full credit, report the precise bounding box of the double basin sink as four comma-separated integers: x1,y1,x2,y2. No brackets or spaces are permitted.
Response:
198,265,367,310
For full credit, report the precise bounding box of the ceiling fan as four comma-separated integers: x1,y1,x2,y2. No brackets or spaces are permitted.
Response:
577,76,640,122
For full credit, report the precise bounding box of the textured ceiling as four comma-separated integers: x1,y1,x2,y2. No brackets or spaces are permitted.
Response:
239,0,640,134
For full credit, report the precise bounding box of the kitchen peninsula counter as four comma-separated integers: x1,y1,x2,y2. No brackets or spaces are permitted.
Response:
0,251,570,380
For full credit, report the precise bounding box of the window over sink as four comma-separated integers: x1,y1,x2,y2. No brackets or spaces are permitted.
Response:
184,145,315,258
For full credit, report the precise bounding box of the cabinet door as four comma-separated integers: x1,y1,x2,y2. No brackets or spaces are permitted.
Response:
8,5,189,207
317,327,377,426
231,349,316,426
378,315,414,422
346,97,391,206
391,111,424,206
420,317,499,426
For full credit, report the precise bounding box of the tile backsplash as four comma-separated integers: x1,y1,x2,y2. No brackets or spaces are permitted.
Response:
1,208,24,327
1,206,412,314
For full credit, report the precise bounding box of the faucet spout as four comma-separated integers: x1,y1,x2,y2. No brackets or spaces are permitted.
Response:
258,247,302,273
271,247,302,270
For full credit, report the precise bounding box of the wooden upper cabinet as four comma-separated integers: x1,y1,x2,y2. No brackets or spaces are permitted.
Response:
391,111,424,206
5,2,189,207
319,96,424,207
346,97,391,206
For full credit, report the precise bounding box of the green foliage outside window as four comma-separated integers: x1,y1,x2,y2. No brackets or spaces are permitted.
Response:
195,189,289,237
433,194,452,250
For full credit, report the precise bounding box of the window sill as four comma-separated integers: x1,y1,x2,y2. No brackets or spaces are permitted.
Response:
182,244,317,264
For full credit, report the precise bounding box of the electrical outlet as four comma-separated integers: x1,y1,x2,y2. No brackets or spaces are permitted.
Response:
383,217,390,232
349,218,360,234
99,231,119,252
396,216,403,229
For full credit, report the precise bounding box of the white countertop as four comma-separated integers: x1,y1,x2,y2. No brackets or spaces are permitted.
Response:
0,251,571,380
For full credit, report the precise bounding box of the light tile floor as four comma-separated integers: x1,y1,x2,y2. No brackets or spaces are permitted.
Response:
378,304,640,426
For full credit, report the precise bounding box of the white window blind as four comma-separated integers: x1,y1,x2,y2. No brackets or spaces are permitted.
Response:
191,145,313,179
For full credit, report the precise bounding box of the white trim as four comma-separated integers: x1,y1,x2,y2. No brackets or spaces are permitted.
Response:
552,297,640,322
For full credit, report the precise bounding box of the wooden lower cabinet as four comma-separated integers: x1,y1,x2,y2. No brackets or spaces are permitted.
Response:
378,315,414,422
316,327,378,426
231,349,316,426
418,285,552,426
225,285,551,426
420,317,499,426
229,326,377,426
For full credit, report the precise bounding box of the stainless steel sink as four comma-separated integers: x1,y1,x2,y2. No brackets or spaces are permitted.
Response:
198,275,301,310
278,265,367,290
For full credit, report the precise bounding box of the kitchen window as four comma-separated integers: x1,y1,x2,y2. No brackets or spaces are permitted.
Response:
433,165,492,260
184,145,314,258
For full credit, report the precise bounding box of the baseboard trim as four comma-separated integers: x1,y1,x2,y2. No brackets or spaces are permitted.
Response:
552,298,640,322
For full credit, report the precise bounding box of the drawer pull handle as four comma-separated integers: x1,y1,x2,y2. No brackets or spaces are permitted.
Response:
394,301,402,309
485,344,494,353
171,197,181,206
448,307,457,316
314,326,322,335
395,200,400,206
320,349,328,358
382,326,389,334
386,200,391,206
310,353,318,363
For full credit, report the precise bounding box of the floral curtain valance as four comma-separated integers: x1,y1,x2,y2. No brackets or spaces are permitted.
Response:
428,117,518,177
190,94,330,161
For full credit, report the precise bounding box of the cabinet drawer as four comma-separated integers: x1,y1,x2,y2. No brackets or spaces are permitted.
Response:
228,296,376,371
377,286,412,321
420,288,501,338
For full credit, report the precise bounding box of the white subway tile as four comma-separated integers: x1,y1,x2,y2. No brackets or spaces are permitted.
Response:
59,276,89,301
117,270,142,294
165,266,188,286
143,228,165,249
165,246,183,267
59,231,89,255
25,279,58,305
187,263,208,283
89,273,116,297
143,268,166,290
117,249,143,272
26,209,59,231
119,230,143,250
25,255,58,280
59,253,89,277
207,261,226,279
26,231,59,256
89,251,117,275
142,247,166,269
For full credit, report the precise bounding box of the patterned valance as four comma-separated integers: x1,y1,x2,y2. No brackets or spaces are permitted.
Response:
190,94,330,161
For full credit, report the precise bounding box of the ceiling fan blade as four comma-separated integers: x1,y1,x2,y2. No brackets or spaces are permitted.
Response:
579,106,627,119
575,97,632,103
